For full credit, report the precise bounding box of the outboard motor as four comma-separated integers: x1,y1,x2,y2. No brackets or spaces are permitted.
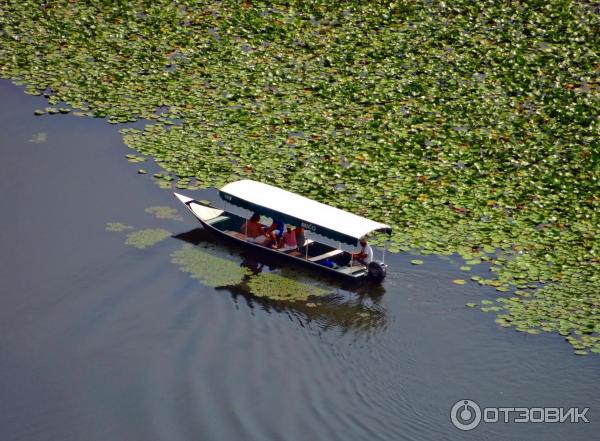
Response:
367,261,387,283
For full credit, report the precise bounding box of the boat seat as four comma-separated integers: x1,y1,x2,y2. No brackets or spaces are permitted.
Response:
308,249,343,262
205,215,230,225
281,240,315,256
299,239,314,247
225,230,246,240
337,265,366,275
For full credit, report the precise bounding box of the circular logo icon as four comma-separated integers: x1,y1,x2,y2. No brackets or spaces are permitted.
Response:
451,399,482,431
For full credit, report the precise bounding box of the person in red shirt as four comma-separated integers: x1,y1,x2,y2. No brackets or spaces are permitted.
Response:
264,219,285,248
241,213,267,244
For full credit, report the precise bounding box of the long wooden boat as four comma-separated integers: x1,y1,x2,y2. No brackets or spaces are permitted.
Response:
174,180,392,282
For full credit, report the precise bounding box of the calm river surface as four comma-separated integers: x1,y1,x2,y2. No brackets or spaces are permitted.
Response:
1,79,598,441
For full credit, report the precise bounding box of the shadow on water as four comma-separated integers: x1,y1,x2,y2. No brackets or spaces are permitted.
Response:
172,228,388,335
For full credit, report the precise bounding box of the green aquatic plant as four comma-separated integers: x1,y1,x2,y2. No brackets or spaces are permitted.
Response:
246,272,329,302
144,206,183,221
125,154,145,163
170,244,384,331
1,1,598,353
482,276,600,355
125,228,171,249
171,243,330,301
105,222,133,232
171,244,251,287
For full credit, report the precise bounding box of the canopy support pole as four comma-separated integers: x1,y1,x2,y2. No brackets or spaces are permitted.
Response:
305,235,309,259
382,240,386,264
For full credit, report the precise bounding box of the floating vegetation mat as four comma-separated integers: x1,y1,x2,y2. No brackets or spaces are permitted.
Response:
169,243,383,331
125,228,171,249
247,272,328,302
105,222,133,232
3,1,598,354
170,243,329,300
144,206,183,221
171,244,252,287
108,221,383,331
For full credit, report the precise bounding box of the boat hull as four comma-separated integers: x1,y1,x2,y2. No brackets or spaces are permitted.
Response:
174,194,380,281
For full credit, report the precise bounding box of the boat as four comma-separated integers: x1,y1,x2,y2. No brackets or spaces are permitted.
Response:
173,179,392,282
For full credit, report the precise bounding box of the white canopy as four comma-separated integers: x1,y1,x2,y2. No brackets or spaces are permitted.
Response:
219,180,391,245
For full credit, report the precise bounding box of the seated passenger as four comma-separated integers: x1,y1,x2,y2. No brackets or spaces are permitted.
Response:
241,213,266,243
278,224,298,251
294,226,306,248
265,219,285,247
351,239,373,265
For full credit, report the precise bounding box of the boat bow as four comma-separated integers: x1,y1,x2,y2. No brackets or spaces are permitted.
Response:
174,192,224,222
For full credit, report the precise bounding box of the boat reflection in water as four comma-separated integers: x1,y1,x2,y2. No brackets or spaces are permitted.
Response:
172,228,387,335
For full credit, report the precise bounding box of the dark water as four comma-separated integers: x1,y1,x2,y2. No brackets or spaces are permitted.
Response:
1,79,598,441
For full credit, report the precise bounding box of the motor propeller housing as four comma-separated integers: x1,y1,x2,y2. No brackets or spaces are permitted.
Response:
367,261,387,283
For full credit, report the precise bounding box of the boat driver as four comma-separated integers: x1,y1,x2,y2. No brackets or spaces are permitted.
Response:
351,239,373,265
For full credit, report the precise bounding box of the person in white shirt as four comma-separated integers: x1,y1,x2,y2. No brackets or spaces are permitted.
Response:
351,239,373,265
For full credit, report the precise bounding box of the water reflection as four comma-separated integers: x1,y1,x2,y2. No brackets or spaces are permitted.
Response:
172,228,387,335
